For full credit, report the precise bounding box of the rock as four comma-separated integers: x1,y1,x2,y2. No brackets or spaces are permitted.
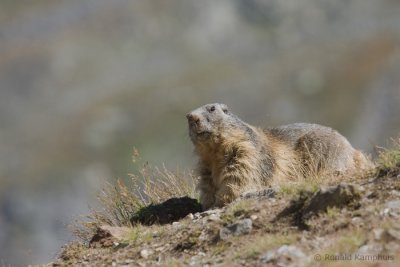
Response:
390,190,400,197
207,213,221,222
366,190,378,199
276,183,363,224
260,251,275,263
387,229,400,240
358,243,384,254
383,208,390,216
260,245,306,264
372,228,400,242
373,228,386,241
219,219,252,240
172,221,181,229
193,212,202,220
140,249,153,259
189,252,206,266
277,245,306,258
155,246,166,252
384,242,400,252
241,188,276,199
351,217,363,225
384,200,400,215
303,183,362,215
200,209,223,217
199,230,211,242
250,215,258,221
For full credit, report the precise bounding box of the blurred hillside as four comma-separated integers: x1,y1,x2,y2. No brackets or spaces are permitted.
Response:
0,0,400,266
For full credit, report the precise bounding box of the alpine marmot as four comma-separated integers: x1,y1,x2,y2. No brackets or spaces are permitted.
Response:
187,103,372,209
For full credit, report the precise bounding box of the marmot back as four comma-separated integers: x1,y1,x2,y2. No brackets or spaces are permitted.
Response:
187,103,373,209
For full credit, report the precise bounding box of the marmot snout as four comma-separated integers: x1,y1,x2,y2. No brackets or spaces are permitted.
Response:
187,103,230,144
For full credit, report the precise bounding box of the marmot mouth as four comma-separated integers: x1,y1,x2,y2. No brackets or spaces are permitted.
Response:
197,130,211,135
190,130,212,141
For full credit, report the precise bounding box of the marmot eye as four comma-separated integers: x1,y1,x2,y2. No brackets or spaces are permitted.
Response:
223,109,228,114
210,106,216,112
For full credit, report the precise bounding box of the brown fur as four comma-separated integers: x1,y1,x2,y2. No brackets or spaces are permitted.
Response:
187,103,373,209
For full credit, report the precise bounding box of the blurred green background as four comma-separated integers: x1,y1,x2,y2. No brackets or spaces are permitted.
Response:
1,0,400,265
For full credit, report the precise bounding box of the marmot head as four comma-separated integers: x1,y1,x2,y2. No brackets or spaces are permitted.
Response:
186,103,233,144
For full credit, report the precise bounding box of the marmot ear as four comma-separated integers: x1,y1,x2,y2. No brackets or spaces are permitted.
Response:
221,104,229,114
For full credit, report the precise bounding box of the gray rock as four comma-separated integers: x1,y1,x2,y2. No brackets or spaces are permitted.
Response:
358,243,384,254
193,212,202,220
140,249,154,259
277,245,306,258
390,190,400,197
387,229,400,240
260,251,275,263
373,228,385,241
260,245,306,263
198,230,210,242
172,221,181,229
207,213,221,222
199,209,222,218
219,219,252,240
303,183,362,215
384,241,400,252
241,188,276,199
352,217,363,225
384,200,400,215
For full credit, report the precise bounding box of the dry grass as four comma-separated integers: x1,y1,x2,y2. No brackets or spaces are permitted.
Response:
376,137,400,176
72,148,198,241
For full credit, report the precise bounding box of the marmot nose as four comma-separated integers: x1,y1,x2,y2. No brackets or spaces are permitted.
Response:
186,113,200,124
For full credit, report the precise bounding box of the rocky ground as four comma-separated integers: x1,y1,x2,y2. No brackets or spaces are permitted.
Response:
46,156,400,267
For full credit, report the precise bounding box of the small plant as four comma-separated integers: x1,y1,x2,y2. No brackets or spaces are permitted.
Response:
119,225,155,244
211,243,230,256
58,243,87,265
72,148,198,241
326,207,340,219
376,138,400,177
229,199,253,216
279,181,320,197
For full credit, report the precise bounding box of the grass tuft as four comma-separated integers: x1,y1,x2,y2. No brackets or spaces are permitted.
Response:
376,138,400,177
72,148,198,241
